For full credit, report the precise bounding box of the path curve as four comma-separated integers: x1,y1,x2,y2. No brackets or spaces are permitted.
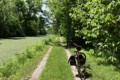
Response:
29,46,53,80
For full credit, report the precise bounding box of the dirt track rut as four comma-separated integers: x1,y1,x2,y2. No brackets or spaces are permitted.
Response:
29,46,53,80
60,37,81,80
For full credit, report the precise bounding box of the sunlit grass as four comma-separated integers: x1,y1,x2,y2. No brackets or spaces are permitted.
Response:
0,36,53,79
69,48,120,80
39,41,73,80
0,35,50,64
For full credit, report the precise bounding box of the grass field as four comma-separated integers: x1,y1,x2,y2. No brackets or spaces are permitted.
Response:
0,36,54,79
39,38,73,80
60,36,120,80
0,35,50,64
69,48,120,80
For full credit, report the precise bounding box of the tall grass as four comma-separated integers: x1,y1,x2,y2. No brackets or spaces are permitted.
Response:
39,38,73,80
0,35,50,64
0,36,54,80
61,35,120,80
69,48,120,80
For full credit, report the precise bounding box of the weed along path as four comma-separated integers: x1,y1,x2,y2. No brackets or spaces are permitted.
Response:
0,35,50,64
64,49,80,80
29,37,73,80
29,37,57,80
39,38,73,80
29,46,53,80
60,37,81,80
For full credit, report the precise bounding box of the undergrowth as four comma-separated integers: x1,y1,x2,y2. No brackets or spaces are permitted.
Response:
0,36,55,80
61,36,120,80
69,48,120,80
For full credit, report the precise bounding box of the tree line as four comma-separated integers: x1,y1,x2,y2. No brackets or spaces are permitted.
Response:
46,0,120,64
0,0,47,37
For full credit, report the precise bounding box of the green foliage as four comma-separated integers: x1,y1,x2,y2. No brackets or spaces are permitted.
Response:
0,0,47,37
0,37,54,79
0,36,51,64
47,0,120,63
69,47,120,80
46,0,76,40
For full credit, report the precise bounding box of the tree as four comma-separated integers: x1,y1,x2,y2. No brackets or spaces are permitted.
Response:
46,0,77,45
0,0,47,37
46,0,120,62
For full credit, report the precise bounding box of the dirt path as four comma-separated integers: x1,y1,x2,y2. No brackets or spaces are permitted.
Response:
29,46,53,80
28,37,80,80
60,37,81,80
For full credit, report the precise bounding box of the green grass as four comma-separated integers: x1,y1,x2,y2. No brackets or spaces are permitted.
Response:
0,36,54,79
0,35,50,64
69,48,120,80
39,40,73,80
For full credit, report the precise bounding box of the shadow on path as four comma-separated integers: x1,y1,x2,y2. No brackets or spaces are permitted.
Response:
75,71,92,79
0,35,49,40
85,72,92,79
0,37,25,40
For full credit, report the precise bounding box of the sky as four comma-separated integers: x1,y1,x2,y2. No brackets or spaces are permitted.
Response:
42,0,50,11
42,4,49,11
37,3,49,17
37,0,52,26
